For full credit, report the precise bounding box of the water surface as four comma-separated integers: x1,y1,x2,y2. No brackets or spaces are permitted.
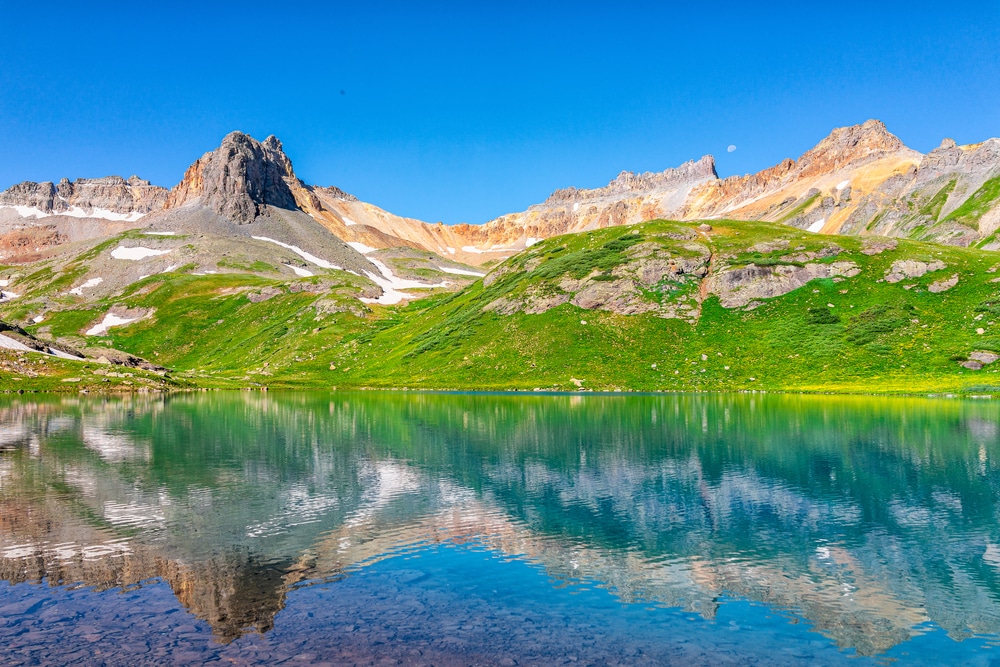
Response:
1,391,1000,665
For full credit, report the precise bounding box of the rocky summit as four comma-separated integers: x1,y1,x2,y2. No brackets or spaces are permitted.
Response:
165,132,299,224
464,120,1000,253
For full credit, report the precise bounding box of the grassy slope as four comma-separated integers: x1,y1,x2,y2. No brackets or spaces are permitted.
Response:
3,218,1000,394
0,349,183,393
326,219,1000,394
945,176,1000,229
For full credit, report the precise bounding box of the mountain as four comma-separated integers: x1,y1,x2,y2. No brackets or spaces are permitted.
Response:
0,132,485,317
322,217,1000,394
3,122,1000,395
464,120,1000,251
3,120,1000,269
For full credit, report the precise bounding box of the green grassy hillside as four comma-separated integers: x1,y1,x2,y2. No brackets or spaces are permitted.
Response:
328,219,1000,394
4,218,1000,394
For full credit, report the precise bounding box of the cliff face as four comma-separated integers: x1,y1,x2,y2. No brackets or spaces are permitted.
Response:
0,176,168,220
164,132,300,224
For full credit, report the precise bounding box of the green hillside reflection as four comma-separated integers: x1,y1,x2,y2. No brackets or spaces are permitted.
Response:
1,391,999,654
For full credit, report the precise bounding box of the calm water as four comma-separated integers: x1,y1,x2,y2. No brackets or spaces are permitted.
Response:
1,391,1000,665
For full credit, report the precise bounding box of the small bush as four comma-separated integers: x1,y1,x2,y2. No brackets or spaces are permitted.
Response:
845,304,912,345
975,300,1000,317
806,307,840,325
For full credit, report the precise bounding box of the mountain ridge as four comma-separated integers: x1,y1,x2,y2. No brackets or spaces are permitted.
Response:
2,120,1000,268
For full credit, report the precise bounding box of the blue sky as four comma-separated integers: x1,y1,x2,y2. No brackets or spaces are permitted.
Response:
1,1,998,224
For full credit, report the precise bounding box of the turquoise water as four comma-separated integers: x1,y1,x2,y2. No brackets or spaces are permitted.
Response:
1,391,1000,665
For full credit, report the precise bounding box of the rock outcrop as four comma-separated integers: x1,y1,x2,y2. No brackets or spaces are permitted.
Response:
0,176,167,219
165,132,300,224
707,261,860,309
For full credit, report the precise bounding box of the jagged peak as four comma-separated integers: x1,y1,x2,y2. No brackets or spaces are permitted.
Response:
544,155,718,204
607,155,719,188
166,131,299,223
262,135,283,152
798,119,907,170
0,173,168,215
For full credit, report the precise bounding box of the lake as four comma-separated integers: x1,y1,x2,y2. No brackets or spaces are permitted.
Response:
1,391,999,665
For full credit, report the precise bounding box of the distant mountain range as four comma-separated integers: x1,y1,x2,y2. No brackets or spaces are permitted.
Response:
2,120,999,269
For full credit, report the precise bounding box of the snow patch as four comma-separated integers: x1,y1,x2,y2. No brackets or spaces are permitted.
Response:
461,245,509,254
163,264,179,273
63,206,145,222
342,216,357,226
0,204,145,222
0,289,19,302
86,313,139,336
437,266,486,277
0,280,8,288
69,277,103,295
360,258,448,305
525,237,540,247
1,205,47,219
32,315,44,323
347,241,377,254
447,247,456,255
146,231,175,236
251,236,342,270
0,334,34,352
807,218,826,233
111,246,172,260
287,264,314,277
836,180,850,190
0,333,79,360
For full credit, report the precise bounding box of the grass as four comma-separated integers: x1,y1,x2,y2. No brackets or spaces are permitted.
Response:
777,193,820,223
943,176,1000,229
315,219,1000,395
4,218,1000,395
918,179,957,220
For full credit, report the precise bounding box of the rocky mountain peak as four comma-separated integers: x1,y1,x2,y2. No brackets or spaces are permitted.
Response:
796,119,908,177
606,154,719,191
165,132,300,224
0,175,167,215
543,155,719,205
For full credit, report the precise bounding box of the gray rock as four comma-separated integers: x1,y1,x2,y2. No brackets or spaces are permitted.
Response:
861,238,898,255
928,274,959,293
0,175,167,216
166,132,300,224
969,351,1000,364
884,259,946,283
707,261,859,309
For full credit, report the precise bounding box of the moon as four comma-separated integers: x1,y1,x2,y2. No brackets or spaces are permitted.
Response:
727,145,737,153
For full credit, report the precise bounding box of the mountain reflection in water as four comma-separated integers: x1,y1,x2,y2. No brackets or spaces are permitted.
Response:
1,391,999,656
